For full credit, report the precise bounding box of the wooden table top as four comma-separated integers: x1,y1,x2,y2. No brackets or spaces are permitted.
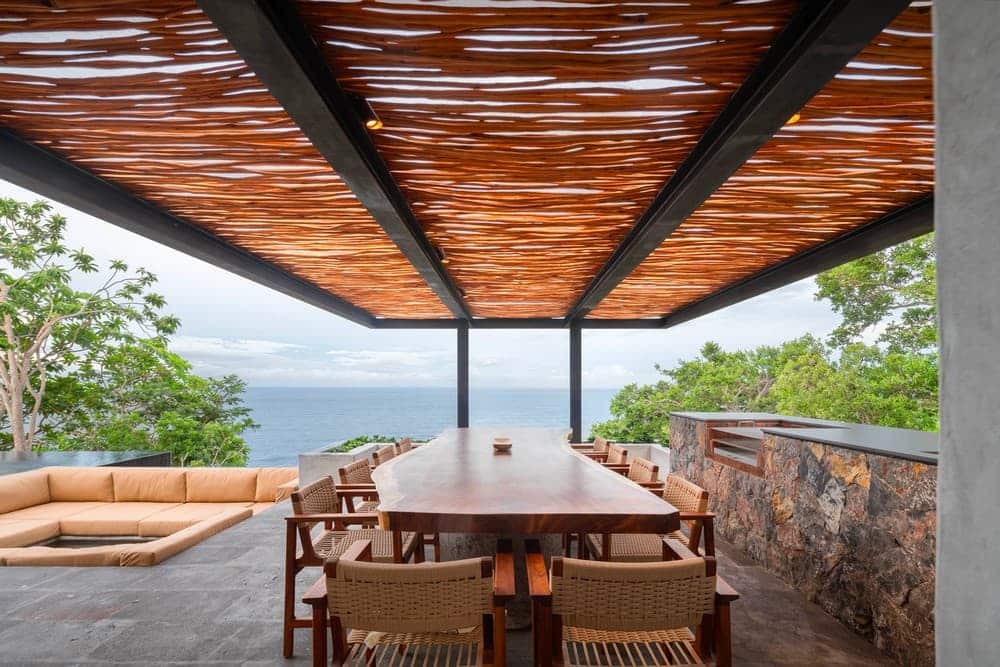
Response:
372,427,679,535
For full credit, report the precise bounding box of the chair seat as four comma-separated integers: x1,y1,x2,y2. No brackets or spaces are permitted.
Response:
315,528,418,563
562,626,702,666
584,532,681,562
343,627,483,665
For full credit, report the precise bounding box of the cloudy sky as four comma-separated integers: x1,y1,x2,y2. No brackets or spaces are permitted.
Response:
1,178,840,389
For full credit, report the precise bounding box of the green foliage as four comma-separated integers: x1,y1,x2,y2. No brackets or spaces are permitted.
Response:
0,198,255,465
42,340,256,466
593,235,940,442
331,435,428,452
333,434,398,452
816,234,935,353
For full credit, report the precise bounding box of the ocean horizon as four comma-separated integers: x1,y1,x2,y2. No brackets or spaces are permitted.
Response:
242,386,619,466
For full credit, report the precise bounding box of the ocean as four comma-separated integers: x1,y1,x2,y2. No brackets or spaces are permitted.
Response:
242,386,618,466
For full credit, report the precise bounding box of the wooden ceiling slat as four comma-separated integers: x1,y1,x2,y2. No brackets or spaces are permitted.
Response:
591,3,934,319
0,0,451,319
297,0,798,318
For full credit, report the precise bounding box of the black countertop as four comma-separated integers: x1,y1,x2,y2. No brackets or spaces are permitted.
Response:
671,412,938,465
0,450,170,475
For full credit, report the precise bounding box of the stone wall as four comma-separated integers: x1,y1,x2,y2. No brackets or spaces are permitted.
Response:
670,415,936,666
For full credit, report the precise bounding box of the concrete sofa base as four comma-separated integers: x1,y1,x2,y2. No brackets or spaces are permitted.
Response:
0,466,297,566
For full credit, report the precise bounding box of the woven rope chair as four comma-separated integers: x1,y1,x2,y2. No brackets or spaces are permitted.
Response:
283,476,421,657
337,449,442,562
585,475,714,563
372,444,397,467
570,435,610,460
528,538,737,667
338,458,374,485
395,436,413,455
302,539,515,666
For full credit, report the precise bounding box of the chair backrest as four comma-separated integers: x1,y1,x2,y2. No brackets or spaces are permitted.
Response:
291,476,340,515
395,437,412,455
326,542,494,633
593,435,609,453
606,443,628,465
550,556,716,632
662,474,709,513
626,456,659,483
338,459,374,485
372,445,396,467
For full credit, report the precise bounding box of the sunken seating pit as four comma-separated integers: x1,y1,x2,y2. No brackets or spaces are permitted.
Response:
0,466,297,566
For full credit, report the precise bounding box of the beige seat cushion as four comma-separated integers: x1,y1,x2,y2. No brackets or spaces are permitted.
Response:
112,468,187,502
185,468,258,502
0,470,50,514
60,502,180,536
0,544,125,567
122,507,252,566
137,502,251,537
47,467,114,502
254,467,298,502
0,519,60,548
249,502,276,515
0,501,104,521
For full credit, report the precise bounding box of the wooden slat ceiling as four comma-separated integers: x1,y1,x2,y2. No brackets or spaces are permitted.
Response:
297,0,798,318
0,0,450,319
591,3,934,319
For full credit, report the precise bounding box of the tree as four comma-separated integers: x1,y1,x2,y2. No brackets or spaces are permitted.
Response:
42,340,256,466
815,233,936,353
0,199,177,453
593,235,940,441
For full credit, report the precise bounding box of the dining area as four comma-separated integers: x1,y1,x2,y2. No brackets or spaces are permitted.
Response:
283,427,735,666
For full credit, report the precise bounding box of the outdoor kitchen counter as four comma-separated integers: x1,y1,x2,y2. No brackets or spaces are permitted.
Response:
670,412,936,666
672,411,939,464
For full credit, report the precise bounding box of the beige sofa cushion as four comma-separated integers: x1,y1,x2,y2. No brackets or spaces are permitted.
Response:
60,502,180,536
47,467,114,502
254,467,298,502
0,544,125,567
1,501,104,521
121,507,252,566
185,468,258,502
137,502,251,537
0,470,50,514
0,519,60,548
112,468,186,502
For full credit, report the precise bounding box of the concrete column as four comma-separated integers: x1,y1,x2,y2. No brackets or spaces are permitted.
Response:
569,323,582,442
457,321,469,428
935,2,1000,663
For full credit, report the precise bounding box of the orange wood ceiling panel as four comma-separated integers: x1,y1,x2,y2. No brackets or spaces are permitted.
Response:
592,3,934,319
298,0,797,318
0,0,450,319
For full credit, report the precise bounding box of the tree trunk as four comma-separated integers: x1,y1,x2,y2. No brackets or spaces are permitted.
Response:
8,386,28,454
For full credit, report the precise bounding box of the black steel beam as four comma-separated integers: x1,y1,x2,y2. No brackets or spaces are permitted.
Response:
197,0,472,320
660,195,934,329
457,321,470,428
565,0,914,321
569,323,582,443
0,128,377,328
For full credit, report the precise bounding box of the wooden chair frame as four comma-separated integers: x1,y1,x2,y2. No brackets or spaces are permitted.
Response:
303,539,517,666
528,538,738,667
283,478,422,657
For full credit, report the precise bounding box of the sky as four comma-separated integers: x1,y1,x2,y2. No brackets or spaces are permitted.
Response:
1,178,840,389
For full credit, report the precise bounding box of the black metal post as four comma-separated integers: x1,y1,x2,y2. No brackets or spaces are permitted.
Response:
570,323,582,443
457,320,469,428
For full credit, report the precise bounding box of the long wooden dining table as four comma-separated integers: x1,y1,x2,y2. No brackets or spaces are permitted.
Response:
371,427,680,625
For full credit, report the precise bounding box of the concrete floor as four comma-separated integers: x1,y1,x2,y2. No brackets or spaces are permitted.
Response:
0,503,890,666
